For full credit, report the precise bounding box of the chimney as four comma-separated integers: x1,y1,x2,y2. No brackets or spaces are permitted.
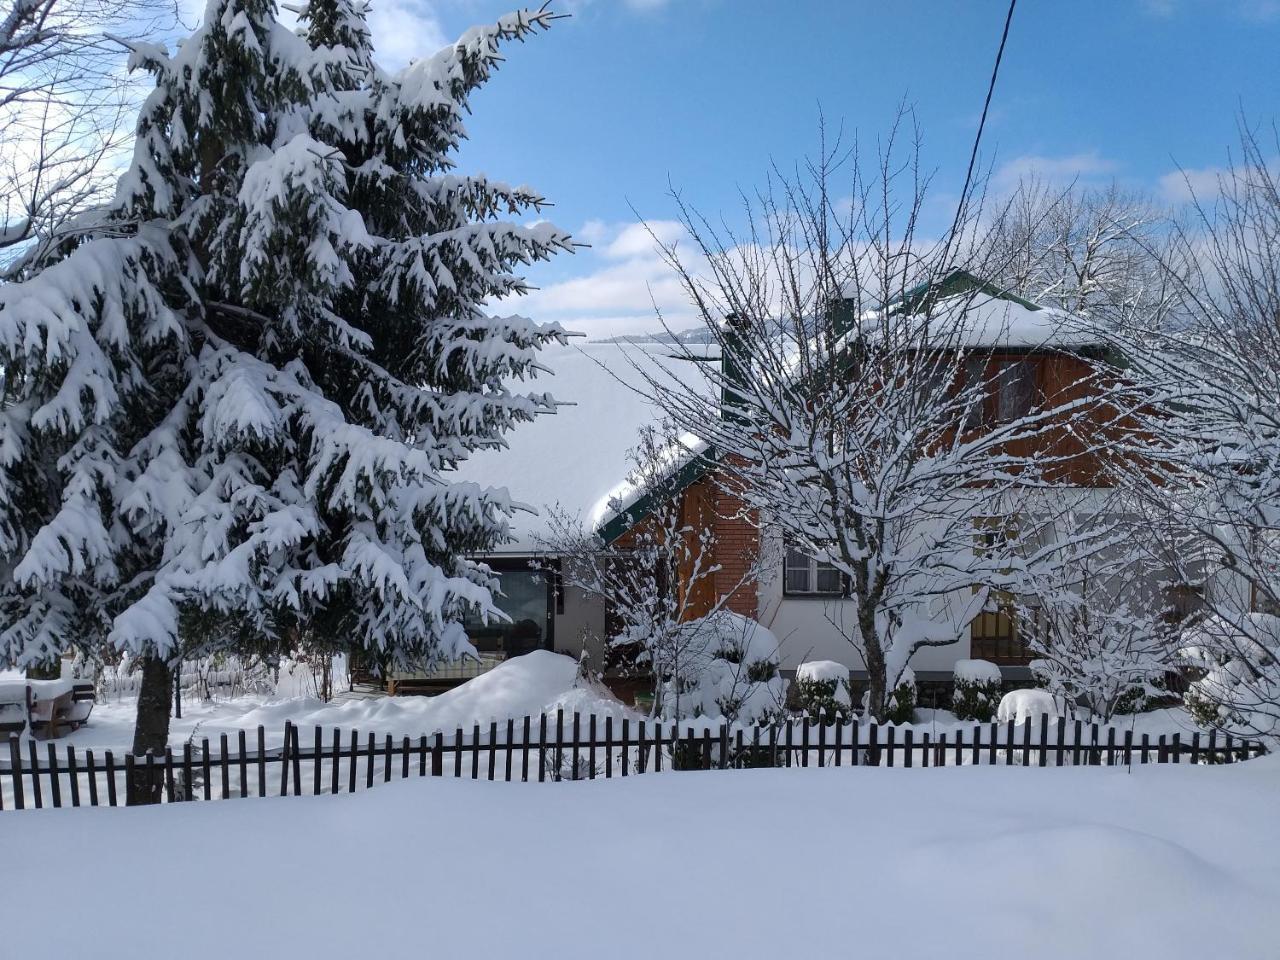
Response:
721,313,748,424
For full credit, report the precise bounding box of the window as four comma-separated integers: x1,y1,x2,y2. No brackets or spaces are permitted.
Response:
970,590,1034,665
993,359,1037,423
462,563,554,657
784,545,844,596
962,356,987,431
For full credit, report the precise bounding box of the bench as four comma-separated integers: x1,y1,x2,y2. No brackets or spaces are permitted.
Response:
5,679,96,739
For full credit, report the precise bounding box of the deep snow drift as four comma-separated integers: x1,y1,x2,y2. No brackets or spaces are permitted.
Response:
2,758,1277,959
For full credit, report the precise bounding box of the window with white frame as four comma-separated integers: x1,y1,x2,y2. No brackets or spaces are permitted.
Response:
784,545,844,596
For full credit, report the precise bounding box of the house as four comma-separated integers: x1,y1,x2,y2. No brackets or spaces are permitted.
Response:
396,273,1139,696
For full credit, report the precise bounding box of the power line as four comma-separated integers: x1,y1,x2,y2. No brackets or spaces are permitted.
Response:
943,0,1018,265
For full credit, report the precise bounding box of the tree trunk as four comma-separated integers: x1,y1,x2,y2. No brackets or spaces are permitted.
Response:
127,655,173,805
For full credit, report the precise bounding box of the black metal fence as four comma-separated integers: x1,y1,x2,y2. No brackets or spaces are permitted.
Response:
0,712,1266,811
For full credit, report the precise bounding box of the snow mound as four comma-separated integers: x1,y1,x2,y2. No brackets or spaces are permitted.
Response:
997,688,1059,724
953,659,1002,684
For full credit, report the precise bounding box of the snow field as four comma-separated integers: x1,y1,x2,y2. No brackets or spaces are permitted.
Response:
2,757,1277,959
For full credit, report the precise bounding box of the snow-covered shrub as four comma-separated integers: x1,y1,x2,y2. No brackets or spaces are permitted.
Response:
1179,614,1279,740
997,688,1058,724
661,612,787,724
868,667,916,725
795,660,852,722
950,659,1002,722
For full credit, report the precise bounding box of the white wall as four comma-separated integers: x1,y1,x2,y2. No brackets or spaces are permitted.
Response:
553,583,607,666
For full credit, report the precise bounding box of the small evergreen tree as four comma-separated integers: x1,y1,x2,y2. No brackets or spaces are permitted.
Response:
0,0,569,800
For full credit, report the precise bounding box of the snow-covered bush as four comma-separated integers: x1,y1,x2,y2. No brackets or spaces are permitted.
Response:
864,667,916,725
997,688,1058,725
1180,614,1280,738
661,612,787,724
950,659,1002,722
794,660,852,722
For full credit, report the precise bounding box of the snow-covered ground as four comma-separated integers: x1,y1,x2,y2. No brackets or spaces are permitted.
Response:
3,756,1277,959
9,648,1210,754
29,651,642,750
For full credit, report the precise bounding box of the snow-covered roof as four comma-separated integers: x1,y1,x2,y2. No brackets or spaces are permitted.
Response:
842,270,1099,350
448,341,711,552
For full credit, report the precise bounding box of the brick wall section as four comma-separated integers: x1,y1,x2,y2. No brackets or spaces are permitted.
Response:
708,463,759,618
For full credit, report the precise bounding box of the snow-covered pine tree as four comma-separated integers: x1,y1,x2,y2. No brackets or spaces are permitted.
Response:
0,0,570,799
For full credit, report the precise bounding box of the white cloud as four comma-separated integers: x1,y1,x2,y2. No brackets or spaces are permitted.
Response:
502,220,700,338
1157,165,1228,204
603,220,687,259
990,151,1117,196
1138,0,1280,19
367,0,450,70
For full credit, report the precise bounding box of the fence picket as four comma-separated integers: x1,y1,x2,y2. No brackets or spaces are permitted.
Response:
403,736,412,781
163,747,174,803
384,734,394,784
28,740,42,808
47,743,61,808
257,726,267,798
903,728,913,768
279,726,290,797
538,714,548,782
220,734,230,799
9,737,23,809
636,719,646,775
604,717,613,779
367,731,377,789
1055,718,1065,767
506,720,515,782
103,757,117,808
332,729,342,794
587,715,596,780
886,725,896,768
522,717,531,782
86,749,98,807
349,729,359,793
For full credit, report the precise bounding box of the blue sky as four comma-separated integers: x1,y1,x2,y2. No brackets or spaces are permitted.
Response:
375,0,1280,336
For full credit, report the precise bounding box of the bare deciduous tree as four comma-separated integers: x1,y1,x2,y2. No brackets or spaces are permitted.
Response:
630,118,1113,722
0,0,175,273
1107,121,1280,742
989,178,1187,333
